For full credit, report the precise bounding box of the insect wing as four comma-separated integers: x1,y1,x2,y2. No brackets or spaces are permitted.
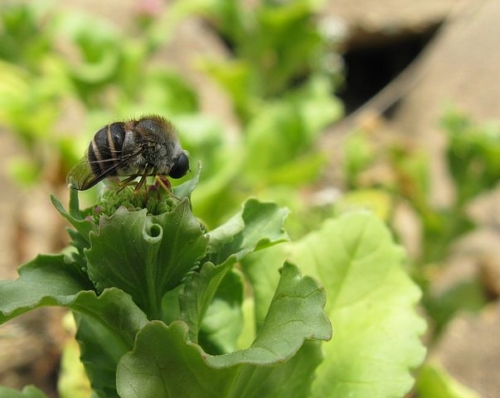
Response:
67,148,146,191
66,154,105,190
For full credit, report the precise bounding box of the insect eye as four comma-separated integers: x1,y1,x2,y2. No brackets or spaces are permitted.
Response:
169,152,189,179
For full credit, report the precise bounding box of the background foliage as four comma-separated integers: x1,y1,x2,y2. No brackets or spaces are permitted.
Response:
1,1,497,397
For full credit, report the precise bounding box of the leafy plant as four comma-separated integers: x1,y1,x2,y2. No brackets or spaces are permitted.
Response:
415,363,481,398
0,2,54,71
0,2,199,187
341,110,500,266
335,110,500,338
0,170,425,397
442,109,500,206
0,2,428,396
191,0,339,121
243,210,426,397
0,1,342,240
0,172,325,397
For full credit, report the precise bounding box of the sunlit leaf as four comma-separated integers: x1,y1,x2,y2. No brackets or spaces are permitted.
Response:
415,362,481,398
243,211,426,397
207,198,289,264
117,263,330,398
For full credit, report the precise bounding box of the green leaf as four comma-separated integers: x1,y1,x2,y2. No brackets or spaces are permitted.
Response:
240,245,288,329
116,321,224,398
0,255,148,397
140,69,199,115
198,58,254,119
59,12,122,83
198,268,245,354
415,363,481,398
442,110,500,204
85,200,208,320
207,199,289,264
71,289,148,350
178,257,236,344
117,263,330,398
243,211,427,397
343,131,375,187
0,254,91,323
0,264,148,352
265,151,327,186
67,289,149,397
243,100,309,183
51,192,97,245
205,262,330,367
241,77,340,186
296,213,426,398
74,312,127,398
74,289,150,397
0,386,48,398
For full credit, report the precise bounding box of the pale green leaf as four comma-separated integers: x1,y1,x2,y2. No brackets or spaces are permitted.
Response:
242,211,427,397
415,363,481,398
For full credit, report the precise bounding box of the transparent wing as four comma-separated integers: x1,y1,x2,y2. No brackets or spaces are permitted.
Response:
66,155,109,190
66,148,144,191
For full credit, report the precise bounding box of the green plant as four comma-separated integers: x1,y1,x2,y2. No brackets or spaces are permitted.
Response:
0,1,342,240
442,109,500,205
190,0,340,121
415,363,482,398
0,2,199,188
0,170,425,397
342,110,500,266
335,110,500,340
163,0,344,232
0,3,427,395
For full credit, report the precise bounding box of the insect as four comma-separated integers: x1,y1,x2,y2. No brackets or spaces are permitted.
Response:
66,115,189,191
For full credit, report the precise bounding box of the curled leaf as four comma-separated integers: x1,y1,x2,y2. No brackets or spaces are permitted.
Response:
117,263,331,398
85,199,208,320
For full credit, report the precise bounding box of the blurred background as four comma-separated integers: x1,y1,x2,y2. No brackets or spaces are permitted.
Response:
0,0,499,396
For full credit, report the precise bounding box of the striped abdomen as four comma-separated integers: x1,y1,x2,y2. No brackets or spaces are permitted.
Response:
88,122,130,176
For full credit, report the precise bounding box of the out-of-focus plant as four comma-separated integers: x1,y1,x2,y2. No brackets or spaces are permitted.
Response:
1,1,343,238
415,362,482,398
335,109,499,336
174,0,344,230
0,2,54,71
192,0,341,121
443,110,500,204
186,74,342,230
0,2,199,188
56,11,198,114
392,109,500,269
0,3,66,185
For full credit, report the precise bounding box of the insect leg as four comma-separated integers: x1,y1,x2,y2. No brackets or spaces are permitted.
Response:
154,175,172,192
134,165,155,192
118,174,140,187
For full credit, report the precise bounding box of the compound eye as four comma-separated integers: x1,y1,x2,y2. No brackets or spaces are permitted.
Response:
169,152,189,179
